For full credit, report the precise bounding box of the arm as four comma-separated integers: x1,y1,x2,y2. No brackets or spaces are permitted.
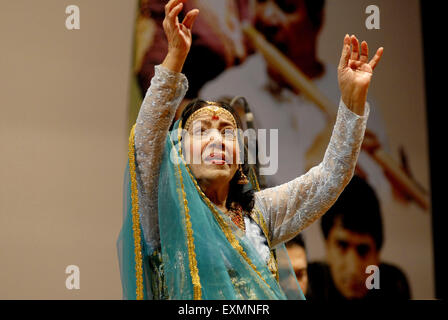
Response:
134,65,188,249
134,0,199,250
255,35,383,248
255,99,369,247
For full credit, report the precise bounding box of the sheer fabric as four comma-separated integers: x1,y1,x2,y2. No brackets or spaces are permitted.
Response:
117,64,368,300
117,121,303,299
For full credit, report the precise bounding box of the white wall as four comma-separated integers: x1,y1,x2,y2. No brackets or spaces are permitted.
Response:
0,0,136,299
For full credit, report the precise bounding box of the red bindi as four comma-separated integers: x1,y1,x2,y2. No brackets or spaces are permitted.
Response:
211,114,219,120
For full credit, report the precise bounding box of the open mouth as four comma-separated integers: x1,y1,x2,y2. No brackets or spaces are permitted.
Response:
203,153,227,165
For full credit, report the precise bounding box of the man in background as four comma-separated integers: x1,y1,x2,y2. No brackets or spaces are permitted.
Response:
307,175,411,300
285,234,309,296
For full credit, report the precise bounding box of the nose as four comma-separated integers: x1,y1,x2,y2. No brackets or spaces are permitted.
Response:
344,248,363,279
207,129,222,142
205,129,226,153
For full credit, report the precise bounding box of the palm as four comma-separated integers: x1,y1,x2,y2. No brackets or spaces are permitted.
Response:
340,57,373,89
338,35,383,111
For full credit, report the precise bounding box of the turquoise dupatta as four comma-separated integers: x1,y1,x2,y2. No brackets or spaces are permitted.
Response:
117,119,305,300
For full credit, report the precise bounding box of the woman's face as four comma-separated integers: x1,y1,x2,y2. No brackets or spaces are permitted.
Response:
183,106,240,186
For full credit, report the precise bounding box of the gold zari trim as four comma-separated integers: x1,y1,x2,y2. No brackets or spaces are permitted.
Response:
248,166,279,281
177,124,271,290
128,124,144,300
183,105,237,131
176,121,202,299
251,208,279,282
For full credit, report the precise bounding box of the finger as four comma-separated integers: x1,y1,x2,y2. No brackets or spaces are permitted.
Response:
167,2,184,25
182,9,200,30
360,41,369,63
350,35,360,61
368,47,384,70
165,0,182,16
338,34,351,69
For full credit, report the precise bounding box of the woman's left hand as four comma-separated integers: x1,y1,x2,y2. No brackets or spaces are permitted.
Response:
338,34,383,115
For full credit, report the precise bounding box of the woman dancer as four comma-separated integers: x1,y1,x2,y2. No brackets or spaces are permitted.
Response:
117,0,383,300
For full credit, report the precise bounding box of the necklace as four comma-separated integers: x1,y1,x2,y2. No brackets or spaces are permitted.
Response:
226,203,246,232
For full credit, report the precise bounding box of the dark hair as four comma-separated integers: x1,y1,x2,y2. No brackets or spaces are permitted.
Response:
304,0,326,29
321,175,383,251
286,233,306,252
178,99,255,214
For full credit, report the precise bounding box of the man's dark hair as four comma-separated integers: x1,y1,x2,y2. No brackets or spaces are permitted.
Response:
286,233,306,250
321,175,384,250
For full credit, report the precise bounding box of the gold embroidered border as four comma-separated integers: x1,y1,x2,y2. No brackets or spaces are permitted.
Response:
175,122,202,299
177,126,271,290
248,167,279,281
252,208,279,282
128,124,144,300
252,208,270,247
188,168,271,289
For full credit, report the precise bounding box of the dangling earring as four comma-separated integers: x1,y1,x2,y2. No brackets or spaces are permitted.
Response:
237,165,249,185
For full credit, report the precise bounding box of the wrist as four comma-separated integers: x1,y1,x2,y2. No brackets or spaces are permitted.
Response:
162,51,188,73
342,90,367,116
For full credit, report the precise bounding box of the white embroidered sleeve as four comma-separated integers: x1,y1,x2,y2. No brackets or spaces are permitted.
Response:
255,99,369,248
134,65,188,251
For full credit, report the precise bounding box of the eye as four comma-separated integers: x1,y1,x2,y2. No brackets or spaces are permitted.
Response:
222,128,237,139
356,244,371,258
192,124,208,136
192,127,204,136
337,240,349,251
278,0,299,13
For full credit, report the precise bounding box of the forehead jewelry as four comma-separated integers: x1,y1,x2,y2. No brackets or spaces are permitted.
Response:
183,103,237,131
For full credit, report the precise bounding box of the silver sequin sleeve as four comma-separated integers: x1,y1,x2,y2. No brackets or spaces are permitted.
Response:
134,65,188,252
254,100,370,248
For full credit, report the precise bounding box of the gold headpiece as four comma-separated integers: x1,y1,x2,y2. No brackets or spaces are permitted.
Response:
183,102,237,131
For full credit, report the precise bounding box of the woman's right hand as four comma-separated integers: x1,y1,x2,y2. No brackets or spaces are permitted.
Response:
162,0,199,72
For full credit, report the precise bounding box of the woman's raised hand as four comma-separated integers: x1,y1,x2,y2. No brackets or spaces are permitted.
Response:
338,35,383,115
162,0,199,72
